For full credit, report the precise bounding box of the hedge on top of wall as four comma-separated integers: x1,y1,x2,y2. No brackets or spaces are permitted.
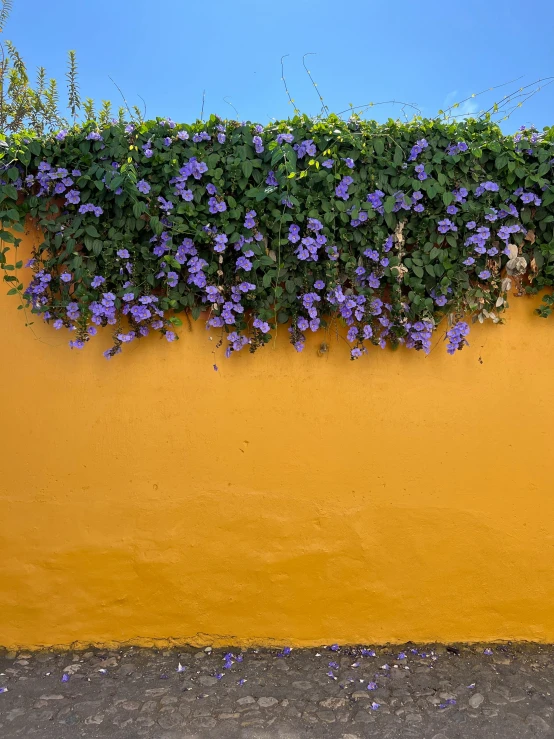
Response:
1,113,553,360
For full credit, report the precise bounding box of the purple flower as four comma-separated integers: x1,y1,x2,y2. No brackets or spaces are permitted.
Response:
56,130,68,141
446,321,470,355
408,138,428,161
165,331,176,342
479,269,491,279
65,188,82,207
265,170,278,186
137,179,150,194
367,681,377,690
86,131,103,141
343,157,355,168
253,317,271,333
163,137,172,146
437,219,457,234
158,196,173,212
322,159,334,168
236,256,252,271
117,249,130,259
91,275,105,288
60,273,72,283
276,133,294,144
253,135,264,154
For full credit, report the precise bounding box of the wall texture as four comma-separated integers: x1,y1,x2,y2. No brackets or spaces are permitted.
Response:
1,229,554,650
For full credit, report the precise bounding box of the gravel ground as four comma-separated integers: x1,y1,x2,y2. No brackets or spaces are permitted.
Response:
1,643,553,738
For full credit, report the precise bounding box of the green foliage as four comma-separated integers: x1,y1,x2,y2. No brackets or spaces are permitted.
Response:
0,0,112,136
0,113,553,360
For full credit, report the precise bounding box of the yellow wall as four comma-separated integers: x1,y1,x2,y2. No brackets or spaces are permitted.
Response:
2,228,554,650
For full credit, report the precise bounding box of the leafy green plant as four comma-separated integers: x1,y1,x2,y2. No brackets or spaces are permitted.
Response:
1,113,553,361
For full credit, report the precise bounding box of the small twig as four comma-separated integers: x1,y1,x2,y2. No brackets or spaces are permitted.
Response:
336,99,422,117
280,55,299,115
223,96,239,120
108,75,132,120
438,76,524,119
137,94,147,120
302,53,329,116
480,77,554,117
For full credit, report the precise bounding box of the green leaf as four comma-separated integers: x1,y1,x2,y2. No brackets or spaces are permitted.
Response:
242,160,253,179
374,138,385,156
393,145,403,166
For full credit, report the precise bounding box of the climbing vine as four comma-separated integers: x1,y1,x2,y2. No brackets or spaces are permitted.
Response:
1,113,554,360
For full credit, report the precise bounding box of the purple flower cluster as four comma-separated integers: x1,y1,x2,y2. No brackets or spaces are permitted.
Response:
226,331,249,357
438,219,457,234
445,141,469,156
367,189,384,214
446,321,470,354
408,138,428,161
515,188,542,206
208,196,227,214
288,218,327,261
171,157,208,200
335,175,353,200
295,139,316,158
405,321,434,353
79,203,103,217
192,131,211,143
475,181,499,196
276,133,294,145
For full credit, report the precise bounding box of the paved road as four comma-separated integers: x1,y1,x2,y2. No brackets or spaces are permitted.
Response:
1,643,553,738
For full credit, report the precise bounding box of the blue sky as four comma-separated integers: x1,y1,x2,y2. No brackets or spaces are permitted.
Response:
7,0,554,131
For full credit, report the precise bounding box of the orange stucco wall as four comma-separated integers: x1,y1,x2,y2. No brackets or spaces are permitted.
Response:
1,228,554,650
